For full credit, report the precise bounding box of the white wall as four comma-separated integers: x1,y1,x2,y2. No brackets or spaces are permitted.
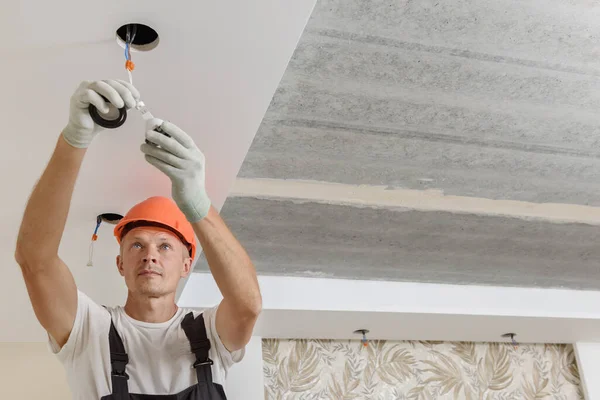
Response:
575,342,600,400
225,336,264,400
0,342,71,399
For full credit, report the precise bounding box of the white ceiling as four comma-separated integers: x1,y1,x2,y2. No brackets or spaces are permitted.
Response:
5,0,600,347
1,0,317,342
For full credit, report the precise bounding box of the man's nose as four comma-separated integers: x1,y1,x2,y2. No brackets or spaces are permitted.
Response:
142,247,159,263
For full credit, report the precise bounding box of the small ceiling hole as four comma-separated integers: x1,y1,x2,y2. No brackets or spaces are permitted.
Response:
116,23,159,52
98,213,123,225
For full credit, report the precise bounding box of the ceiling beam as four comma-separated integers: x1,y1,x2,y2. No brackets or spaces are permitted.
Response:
180,273,600,343
231,177,600,226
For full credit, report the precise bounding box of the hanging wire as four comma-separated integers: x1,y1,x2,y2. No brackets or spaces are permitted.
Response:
502,333,519,350
87,241,95,267
354,329,369,348
124,25,136,85
510,334,519,350
87,216,102,267
130,24,137,43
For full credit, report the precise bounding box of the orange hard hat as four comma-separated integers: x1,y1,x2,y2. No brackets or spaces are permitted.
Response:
114,196,197,259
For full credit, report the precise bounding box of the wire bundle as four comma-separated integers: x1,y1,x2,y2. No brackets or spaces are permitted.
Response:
125,25,137,84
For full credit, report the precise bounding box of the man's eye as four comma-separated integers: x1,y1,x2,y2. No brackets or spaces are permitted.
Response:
132,243,142,249
160,243,171,250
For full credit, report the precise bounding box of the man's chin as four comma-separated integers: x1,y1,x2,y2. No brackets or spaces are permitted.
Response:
135,283,165,297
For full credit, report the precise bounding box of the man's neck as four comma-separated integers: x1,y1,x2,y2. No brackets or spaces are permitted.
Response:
123,293,179,323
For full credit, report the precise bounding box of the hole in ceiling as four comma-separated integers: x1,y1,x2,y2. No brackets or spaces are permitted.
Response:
116,23,159,52
98,213,123,225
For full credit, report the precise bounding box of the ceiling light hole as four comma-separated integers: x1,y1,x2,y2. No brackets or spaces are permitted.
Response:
116,23,159,52
501,332,519,349
98,213,123,225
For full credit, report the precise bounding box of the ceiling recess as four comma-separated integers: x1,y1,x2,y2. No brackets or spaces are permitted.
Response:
116,23,159,52
98,213,123,225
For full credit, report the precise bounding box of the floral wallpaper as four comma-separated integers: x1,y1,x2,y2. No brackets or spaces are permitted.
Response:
262,339,583,400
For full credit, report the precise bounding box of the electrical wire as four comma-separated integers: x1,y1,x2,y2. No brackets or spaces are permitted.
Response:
87,25,135,128
87,24,137,129
86,217,102,267
125,25,136,85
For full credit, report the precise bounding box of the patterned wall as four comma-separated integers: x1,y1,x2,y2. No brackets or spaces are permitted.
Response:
262,339,583,400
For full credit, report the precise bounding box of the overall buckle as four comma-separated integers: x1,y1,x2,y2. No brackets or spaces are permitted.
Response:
192,359,214,369
112,370,130,380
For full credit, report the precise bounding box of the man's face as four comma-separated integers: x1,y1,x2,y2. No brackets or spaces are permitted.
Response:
116,227,193,297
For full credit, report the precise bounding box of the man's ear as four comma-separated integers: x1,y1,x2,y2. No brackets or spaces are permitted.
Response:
116,255,125,276
181,256,193,278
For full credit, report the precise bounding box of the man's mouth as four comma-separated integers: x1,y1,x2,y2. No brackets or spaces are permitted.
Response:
139,270,162,276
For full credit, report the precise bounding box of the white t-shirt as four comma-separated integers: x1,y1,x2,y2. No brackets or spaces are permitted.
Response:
48,290,244,399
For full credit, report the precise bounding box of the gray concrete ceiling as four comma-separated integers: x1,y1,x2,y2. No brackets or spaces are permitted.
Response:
197,0,600,289
196,197,600,290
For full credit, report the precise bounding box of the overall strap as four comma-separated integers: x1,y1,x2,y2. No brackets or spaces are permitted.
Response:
181,312,214,387
108,318,130,399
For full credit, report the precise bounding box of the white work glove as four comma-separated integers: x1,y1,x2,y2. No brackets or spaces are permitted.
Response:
62,79,140,148
141,118,212,222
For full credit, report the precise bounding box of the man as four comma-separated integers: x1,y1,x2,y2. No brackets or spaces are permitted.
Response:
14,79,262,399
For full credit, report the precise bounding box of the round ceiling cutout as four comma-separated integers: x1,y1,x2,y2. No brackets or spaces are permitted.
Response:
116,23,159,52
